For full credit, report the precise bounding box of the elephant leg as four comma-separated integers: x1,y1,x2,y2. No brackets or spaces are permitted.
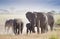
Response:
32,27,35,33
30,29,31,34
50,22,54,31
27,28,28,34
14,28,17,35
21,23,23,34
18,29,20,34
41,27,45,33
21,28,23,34
16,28,17,34
37,27,39,34
13,27,16,35
45,26,48,32
36,19,40,34
17,28,20,35
17,29,19,35
30,20,35,33
50,25,53,31
51,26,53,31
44,24,48,33
7,26,10,34
14,29,17,35
13,25,17,35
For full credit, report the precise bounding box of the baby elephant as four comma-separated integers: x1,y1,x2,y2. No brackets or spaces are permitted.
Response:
26,23,32,34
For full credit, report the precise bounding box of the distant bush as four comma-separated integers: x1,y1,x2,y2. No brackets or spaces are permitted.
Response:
49,35,58,39
56,19,60,25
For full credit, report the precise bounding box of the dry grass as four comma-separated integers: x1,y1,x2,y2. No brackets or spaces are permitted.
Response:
0,14,60,39
0,31,60,39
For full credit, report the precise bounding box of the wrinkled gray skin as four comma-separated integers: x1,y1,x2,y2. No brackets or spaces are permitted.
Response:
26,12,47,34
26,23,33,34
26,12,54,34
33,12,48,33
46,12,54,31
13,19,23,35
5,19,23,35
5,19,14,33
26,12,36,33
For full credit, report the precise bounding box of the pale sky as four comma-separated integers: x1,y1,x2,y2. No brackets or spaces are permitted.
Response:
0,0,60,13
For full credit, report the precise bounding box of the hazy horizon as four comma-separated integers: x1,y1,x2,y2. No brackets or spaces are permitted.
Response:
0,0,60,14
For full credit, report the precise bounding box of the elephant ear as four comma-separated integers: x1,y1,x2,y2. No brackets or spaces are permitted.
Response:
26,12,33,22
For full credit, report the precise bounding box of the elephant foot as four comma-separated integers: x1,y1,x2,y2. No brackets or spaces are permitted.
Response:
41,28,45,34
50,27,53,31
41,31,45,34
18,31,20,35
32,30,35,33
37,30,39,34
51,29,53,31
32,28,35,33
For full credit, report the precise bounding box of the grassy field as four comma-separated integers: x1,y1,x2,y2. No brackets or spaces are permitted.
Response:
0,31,60,39
54,14,60,23
0,14,60,39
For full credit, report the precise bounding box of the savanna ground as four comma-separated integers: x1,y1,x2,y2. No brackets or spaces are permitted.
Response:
0,31,60,39
0,14,60,39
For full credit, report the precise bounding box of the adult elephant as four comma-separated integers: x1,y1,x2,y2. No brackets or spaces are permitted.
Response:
26,11,54,34
26,12,36,33
35,12,54,32
13,19,23,35
46,12,54,31
26,12,48,34
33,12,48,33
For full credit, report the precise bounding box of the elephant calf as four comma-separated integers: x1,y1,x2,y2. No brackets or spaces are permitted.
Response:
5,19,14,33
26,23,35,34
26,23,32,34
13,19,23,35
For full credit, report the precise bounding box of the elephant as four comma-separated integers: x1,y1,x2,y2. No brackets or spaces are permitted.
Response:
33,12,48,33
46,12,54,31
26,12,54,34
13,19,23,35
5,19,14,33
26,12,36,33
26,23,35,34
26,12,48,34
5,19,23,35
35,12,54,32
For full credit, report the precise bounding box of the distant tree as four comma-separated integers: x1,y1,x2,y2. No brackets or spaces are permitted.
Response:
50,10,56,13
47,10,56,15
